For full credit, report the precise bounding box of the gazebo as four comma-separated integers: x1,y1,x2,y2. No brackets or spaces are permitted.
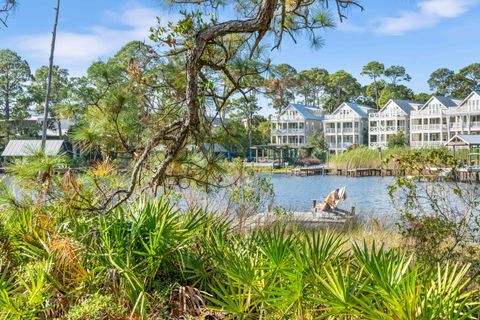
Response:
445,134,480,167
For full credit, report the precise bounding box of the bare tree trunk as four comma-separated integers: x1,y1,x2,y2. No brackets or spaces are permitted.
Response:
41,0,60,151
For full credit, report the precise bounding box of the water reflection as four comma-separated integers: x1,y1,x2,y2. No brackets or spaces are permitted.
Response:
269,174,396,218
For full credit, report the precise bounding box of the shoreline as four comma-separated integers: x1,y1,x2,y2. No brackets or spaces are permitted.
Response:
251,164,480,181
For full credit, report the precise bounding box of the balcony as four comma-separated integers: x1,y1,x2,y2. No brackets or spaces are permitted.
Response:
325,127,359,134
369,112,405,119
411,124,442,131
271,128,305,135
272,115,304,122
325,114,362,121
410,141,444,148
449,121,480,131
369,126,406,133
327,142,354,149
411,110,443,117
325,128,338,134
471,121,480,129
445,105,480,114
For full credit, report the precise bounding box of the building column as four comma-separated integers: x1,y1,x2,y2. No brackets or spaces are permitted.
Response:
340,122,344,149
446,116,451,140
352,120,355,144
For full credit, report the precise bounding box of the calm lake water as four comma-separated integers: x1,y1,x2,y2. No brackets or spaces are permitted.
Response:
269,174,396,218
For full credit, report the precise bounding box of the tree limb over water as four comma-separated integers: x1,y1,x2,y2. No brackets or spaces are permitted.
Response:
79,0,363,211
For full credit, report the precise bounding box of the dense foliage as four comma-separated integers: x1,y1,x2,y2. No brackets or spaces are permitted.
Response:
0,190,478,319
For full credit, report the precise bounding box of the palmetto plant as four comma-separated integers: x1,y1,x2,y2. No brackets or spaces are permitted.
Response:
0,194,478,319
201,229,479,320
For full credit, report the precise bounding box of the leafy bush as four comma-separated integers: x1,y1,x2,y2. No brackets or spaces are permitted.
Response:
388,149,480,268
387,131,409,148
297,156,321,166
66,293,126,320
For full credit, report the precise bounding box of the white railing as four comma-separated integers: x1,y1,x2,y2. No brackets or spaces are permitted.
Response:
325,114,362,120
369,113,404,119
325,127,359,134
271,129,305,134
470,121,480,128
411,124,442,131
445,104,480,114
325,128,338,134
411,110,443,117
369,126,406,133
449,121,480,130
410,141,444,148
272,116,304,122
449,124,462,131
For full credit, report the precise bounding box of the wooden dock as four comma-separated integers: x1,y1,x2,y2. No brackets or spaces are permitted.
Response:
291,165,480,182
292,165,400,177
244,211,354,229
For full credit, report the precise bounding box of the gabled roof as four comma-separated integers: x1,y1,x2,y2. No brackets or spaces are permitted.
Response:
435,96,462,107
422,96,462,110
289,103,324,120
2,140,65,157
333,102,374,118
457,91,480,107
382,99,424,115
445,134,480,147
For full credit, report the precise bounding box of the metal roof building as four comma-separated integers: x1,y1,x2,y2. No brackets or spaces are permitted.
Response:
1,140,65,157
445,134,480,147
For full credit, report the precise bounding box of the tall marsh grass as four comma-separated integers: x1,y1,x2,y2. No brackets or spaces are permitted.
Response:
328,146,471,169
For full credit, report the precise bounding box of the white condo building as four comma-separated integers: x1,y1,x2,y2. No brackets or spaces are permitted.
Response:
444,91,480,138
270,103,324,146
410,96,463,148
368,99,423,149
324,102,374,153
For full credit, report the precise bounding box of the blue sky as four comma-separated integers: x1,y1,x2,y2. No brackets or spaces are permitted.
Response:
1,0,480,114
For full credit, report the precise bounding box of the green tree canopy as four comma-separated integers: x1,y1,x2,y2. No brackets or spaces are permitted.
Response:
295,68,329,107
28,65,71,137
0,49,32,139
428,68,455,96
384,65,411,85
323,70,361,113
451,63,480,97
414,92,430,102
361,61,385,109
378,84,415,107
264,63,297,114
71,41,158,156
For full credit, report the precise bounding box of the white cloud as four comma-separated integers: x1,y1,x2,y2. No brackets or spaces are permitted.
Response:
12,2,175,75
372,0,480,36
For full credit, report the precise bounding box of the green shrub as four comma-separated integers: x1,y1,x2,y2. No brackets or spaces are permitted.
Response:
66,293,126,320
